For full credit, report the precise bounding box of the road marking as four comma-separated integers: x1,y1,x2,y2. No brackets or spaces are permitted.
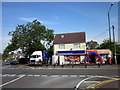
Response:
70,75,78,77
41,75,48,77
27,75,33,76
2,74,8,77
75,76,95,90
18,74,26,77
84,81,100,83
34,75,40,77
61,75,68,77
85,78,120,89
0,75,25,87
79,75,86,77
51,75,59,77
75,75,119,90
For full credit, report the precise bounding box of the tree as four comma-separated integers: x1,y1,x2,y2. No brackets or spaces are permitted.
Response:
3,20,54,58
86,40,99,49
98,39,120,54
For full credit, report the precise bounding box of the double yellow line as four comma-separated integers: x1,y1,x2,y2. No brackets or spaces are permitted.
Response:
85,78,120,89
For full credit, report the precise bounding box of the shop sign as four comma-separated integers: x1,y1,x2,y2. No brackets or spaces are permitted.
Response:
57,50,85,55
97,50,111,54
86,50,111,54
65,56,80,62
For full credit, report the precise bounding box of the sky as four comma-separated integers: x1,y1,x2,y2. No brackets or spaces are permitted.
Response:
1,2,119,53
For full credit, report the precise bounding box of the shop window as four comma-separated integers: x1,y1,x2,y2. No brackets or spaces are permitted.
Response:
74,43,80,49
59,44,65,49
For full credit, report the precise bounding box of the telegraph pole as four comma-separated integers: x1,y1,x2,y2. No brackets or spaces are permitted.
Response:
112,25,117,65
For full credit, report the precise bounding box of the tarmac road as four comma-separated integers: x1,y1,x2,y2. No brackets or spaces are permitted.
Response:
1,63,120,90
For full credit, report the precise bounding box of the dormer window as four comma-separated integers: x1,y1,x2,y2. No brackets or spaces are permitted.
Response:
61,35,64,38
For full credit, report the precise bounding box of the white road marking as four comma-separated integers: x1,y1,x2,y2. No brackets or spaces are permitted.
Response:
79,75,86,77
75,75,118,90
70,75,78,77
2,74,7,77
41,75,48,77
51,75,59,77
83,81,100,83
0,75,25,87
34,75,40,77
27,75,33,76
61,75,68,77
75,76,94,90
18,74,26,77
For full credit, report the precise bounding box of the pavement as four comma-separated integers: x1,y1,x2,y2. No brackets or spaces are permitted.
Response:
26,64,120,69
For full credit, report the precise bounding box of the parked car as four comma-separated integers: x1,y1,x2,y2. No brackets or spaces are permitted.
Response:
10,60,19,65
5,59,19,65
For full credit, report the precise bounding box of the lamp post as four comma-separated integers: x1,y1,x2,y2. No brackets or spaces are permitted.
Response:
108,3,114,46
112,25,117,65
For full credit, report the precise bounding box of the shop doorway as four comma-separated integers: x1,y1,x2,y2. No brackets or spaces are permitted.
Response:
88,54,96,63
84,52,103,64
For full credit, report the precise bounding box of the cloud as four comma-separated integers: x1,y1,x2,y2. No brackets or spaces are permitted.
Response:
0,36,11,53
19,17,58,25
19,17,37,22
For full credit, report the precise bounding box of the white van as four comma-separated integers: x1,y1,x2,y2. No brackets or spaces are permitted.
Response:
29,51,43,65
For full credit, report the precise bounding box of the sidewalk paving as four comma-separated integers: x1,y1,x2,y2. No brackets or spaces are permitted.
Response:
27,64,120,69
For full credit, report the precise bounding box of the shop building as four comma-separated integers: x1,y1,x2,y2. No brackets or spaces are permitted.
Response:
53,32,86,65
84,49,112,64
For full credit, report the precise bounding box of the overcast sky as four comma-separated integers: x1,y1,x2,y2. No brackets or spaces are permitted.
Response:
1,1,118,53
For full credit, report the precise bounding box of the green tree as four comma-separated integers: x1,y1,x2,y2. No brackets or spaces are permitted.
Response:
86,40,99,49
98,39,120,54
3,20,54,58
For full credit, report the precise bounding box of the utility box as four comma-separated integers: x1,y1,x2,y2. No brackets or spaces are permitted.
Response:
59,56,64,65
52,55,58,64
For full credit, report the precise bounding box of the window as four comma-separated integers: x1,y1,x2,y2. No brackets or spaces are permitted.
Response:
59,44,65,49
61,35,64,38
74,43,80,49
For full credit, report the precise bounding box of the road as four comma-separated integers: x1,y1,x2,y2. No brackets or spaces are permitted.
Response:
1,63,120,90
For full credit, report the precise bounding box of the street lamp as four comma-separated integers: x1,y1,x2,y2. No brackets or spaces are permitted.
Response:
112,25,117,65
108,3,114,44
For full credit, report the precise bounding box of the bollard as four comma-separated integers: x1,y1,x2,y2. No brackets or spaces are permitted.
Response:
98,64,100,67
54,64,56,68
46,64,48,68
72,64,74,68
85,64,87,68
62,64,64,68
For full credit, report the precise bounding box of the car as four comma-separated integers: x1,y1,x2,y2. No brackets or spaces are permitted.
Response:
5,60,18,65
10,60,19,65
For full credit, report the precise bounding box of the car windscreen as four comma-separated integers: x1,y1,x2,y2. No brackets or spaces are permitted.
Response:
30,55,41,58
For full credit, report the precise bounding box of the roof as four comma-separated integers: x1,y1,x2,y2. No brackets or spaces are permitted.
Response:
53,32,86,44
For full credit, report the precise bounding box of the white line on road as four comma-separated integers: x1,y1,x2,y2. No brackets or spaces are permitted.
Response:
83,81,100,83
74,75,118,90
27,75,33,76
75,76,94,90
34,75,40,77
51,75,59,77
61,75,68,77
79,75,86,77
0,75,25,87
70,75,78,77
41,75,48,77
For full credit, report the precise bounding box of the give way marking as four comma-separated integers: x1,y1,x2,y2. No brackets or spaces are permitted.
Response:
0,75,25,87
